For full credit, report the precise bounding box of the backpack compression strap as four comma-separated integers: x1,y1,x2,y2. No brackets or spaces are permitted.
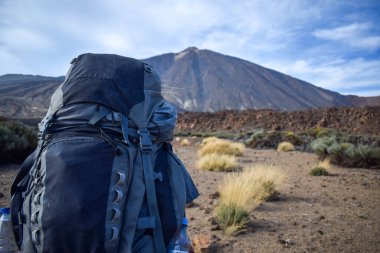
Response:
138,128,166,253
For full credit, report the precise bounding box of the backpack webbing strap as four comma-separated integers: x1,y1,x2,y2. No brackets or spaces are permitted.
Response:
139,128,166,253
136,216,156,230
88,107,111,125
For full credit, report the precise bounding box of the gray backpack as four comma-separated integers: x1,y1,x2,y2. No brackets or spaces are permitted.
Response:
10,54,199,253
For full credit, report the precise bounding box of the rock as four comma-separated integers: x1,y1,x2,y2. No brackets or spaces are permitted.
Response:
211,234,221,241
208,216,218,225
202,207,211,214
192,234,214,253
210,225,221,231
278,239,295,246
285,239,295,245
208,192,220,199
0,192,4,198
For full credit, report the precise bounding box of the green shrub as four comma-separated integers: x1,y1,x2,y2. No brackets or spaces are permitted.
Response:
310,159,330,176
310,136,338,156
245,130,282,149
216,203,251,234
341,142,353,150
310,167,329,176
344,144,380,167
245,129,265,146
311,134,380,168
0,119,37,163
282,131,302,145
315,127,336,138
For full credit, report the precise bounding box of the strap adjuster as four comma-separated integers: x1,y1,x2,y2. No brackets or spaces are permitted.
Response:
138,128,152,152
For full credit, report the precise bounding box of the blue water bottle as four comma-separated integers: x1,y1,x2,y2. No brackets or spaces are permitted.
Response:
167,218,191,253
0,208,18,253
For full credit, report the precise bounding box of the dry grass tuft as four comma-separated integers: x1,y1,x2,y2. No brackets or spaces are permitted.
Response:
310,159,330,176
201,136,220,146
196,154,239,172
198,139,245,157
216,165,286,234
180,138,190,146
277,141,295,152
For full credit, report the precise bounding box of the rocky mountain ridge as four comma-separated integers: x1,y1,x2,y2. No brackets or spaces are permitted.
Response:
0,48,379,119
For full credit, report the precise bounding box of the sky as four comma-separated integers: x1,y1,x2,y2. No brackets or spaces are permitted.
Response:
0,0,379,97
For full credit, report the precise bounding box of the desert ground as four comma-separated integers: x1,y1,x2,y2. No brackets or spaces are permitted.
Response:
173,138,380,253
1,137,379,253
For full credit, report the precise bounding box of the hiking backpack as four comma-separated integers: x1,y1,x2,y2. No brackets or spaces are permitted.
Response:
10,53,199,253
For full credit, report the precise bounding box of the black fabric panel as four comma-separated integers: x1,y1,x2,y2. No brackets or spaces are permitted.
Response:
11,151,35,249
154,147,177,246
62,53,146,115
41,136,114,253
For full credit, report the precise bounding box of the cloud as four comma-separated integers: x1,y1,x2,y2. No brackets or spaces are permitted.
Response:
313,22,380,50
263,57,380,96
0,0,379,96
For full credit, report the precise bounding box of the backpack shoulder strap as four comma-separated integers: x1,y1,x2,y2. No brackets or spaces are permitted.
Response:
138,128,166,253
10,151,35,249
11,151,35,196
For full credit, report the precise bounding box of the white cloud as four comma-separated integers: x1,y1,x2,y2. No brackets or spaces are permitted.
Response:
0,0,379,96
313,22,380,50
1,27,54,52
263,57,380,96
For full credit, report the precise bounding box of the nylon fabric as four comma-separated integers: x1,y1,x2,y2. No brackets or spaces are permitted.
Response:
140,137,166,253
10,54,199,253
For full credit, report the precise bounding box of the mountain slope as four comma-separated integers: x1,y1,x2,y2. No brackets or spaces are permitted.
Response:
143,47,355,111
0,74,63,118
0,48,379,119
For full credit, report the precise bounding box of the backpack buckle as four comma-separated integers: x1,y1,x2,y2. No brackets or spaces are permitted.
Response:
138,128,152,152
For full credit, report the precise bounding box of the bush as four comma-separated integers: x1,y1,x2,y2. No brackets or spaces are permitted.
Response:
277,141,295,152
245,130,282,149
245,129,265,145
314,127,336,138
196,154,239,172
310,159,330,176
201,136,219,146
216,203,250,234
198,139,245,157
0,119,37,163
216,165,285,234
311,135,380,168
282,131,302,145
344,144,380,168
310,136,338,157
180,138,190,146
310,167,329,176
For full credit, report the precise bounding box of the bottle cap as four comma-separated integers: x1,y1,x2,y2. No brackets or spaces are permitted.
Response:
182,217,188,226
0,207,10,215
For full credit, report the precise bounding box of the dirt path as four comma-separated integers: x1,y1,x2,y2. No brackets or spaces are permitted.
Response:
1,138,379,252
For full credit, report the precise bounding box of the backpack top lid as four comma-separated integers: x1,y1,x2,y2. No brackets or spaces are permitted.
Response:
49,53,164,122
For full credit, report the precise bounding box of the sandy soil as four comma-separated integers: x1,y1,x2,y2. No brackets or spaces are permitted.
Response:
1,138,379,253
174,138,380,253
